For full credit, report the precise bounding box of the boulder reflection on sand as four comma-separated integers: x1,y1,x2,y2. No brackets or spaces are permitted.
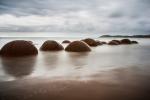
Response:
0,40,38,57
1,56,37,78
82,38,98,47
67,52,89,67
65,41,91,52
42,52,59,69
62,40,71,43
40,40,64,51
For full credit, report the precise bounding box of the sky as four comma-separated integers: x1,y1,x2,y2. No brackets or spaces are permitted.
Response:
0,0,150,36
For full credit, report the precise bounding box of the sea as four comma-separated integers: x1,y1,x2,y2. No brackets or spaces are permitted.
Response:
0,37,150,100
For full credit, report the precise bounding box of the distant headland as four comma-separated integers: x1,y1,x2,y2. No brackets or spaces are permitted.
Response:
100,35,150,38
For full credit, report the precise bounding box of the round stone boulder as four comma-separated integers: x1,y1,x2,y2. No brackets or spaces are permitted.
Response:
101,41,107,44
131,41,138,44
121,39,131,44
82,38,98,47
62,40,71,43
0,40,38,57
111,40,121,44
65,41,91,52
96,40,103,45
108,41,119,45
40,40,64,51
28,41,33,44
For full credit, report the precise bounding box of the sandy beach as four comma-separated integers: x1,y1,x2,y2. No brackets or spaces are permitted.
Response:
0,67,150,100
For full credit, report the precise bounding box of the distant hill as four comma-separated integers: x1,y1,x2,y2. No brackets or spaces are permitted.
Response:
100,35,150,38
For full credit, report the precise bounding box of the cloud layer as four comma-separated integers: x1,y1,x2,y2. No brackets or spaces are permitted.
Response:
0,0,150,35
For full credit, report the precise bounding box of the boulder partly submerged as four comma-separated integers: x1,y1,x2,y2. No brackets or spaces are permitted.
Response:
40,40,64,51
101,41,107,44
111,40,121,44
131,41,138,44
82,38,98,47
28,41,33,44
0,40,38,57
65,41,91,52
121,39,131,44
96,40,103,45
62,40,71,43
108,41,120,45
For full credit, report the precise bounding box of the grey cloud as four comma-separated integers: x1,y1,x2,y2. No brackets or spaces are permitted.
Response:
0,0,98,16
108,11,124,18
0,0,150,35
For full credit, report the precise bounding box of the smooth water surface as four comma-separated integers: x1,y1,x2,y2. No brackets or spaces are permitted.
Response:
0,37,150,100
0,37,149,81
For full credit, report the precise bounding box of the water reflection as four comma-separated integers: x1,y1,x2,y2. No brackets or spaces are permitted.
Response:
41,52,60,69
1,56,37,78
67,52,90,68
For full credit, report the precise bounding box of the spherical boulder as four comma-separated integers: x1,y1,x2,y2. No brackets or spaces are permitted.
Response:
111,40,121,44
96,40,103,45
0,40,38,57
101,41,107,44
65,41,91,52
28,41,33,44
108,41,119,45
40,40,64,51
121,39,131,44
62,40,71,43
131,41,138,44
82,38,98,47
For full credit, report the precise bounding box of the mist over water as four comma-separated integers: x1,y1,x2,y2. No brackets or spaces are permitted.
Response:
0,37,150,82
0,37,150,100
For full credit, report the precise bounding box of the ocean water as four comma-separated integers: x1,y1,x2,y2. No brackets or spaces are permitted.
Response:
0,37,150,82
0,37,150,100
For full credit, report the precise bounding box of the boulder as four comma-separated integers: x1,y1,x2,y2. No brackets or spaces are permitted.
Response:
65,41,91,52
40,40,64,51
0,40,38,57
108,41,119,45
62,40,71,43
28,41,33,44
82,38,98,46
131,41,138,44
101,41,107,44
96,40,103,45
111,40,121,44
121,39,131,44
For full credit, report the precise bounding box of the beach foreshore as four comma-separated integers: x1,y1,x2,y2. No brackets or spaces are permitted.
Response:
0,67,150,100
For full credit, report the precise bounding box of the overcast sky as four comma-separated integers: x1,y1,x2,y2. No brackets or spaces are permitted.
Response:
0,0,150,36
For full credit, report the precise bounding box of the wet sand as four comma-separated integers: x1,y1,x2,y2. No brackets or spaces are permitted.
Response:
0,67,150,100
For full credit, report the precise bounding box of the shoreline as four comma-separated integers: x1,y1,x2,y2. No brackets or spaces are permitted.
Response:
0,66,150,100
0,77,150,100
